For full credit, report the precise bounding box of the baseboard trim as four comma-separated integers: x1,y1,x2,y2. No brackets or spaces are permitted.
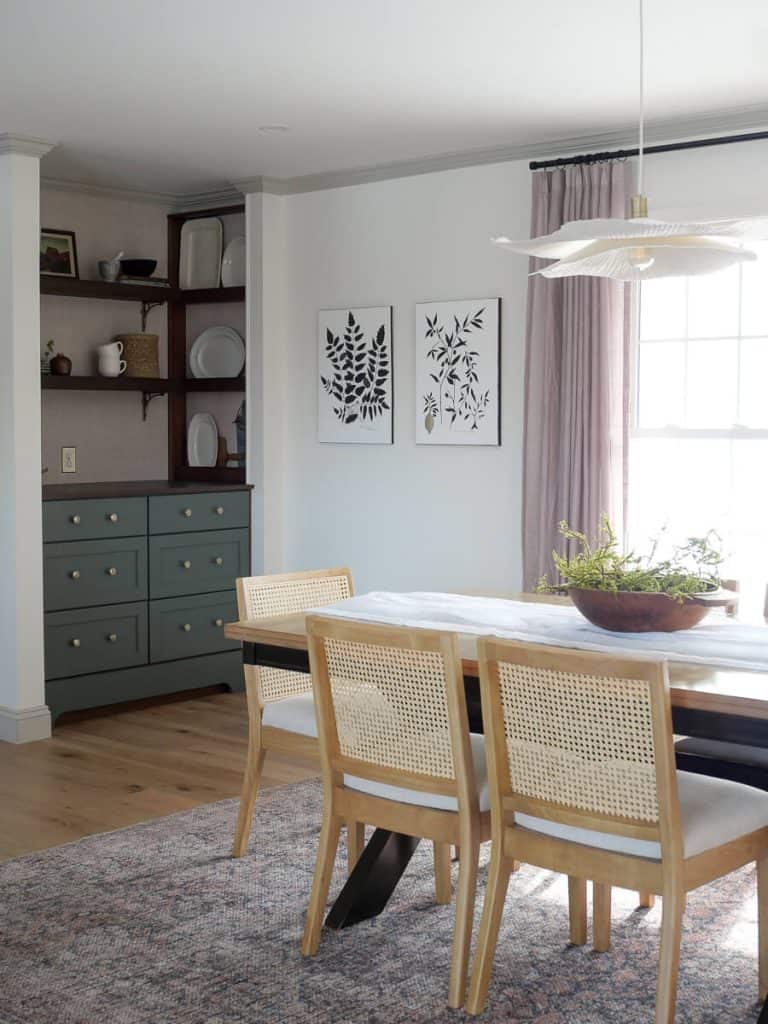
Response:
0,704,52,744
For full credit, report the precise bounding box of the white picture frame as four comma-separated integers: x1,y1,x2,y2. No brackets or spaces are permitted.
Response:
415,298,501,445
318,306,393,444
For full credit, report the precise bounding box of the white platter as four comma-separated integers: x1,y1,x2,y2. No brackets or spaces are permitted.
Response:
187,412,218,468
221,235,246,288
179,217,223,290
188,326,245,378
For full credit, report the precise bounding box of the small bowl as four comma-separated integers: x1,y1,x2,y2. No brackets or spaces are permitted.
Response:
120,258,157,278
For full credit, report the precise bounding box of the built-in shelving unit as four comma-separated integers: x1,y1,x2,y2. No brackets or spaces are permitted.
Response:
39,202,247,479
167,204,246,485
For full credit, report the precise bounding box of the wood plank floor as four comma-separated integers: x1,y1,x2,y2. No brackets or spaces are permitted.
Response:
0,691,318,861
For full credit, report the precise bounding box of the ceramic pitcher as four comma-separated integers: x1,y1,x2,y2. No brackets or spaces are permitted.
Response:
97,340,127,377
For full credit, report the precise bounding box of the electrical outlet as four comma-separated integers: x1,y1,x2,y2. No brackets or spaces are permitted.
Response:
61,447,76,474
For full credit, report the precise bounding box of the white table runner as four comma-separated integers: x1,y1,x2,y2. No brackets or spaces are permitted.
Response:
310,591,768,671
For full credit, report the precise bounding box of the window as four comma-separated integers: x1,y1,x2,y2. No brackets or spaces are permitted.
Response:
630,243,768,617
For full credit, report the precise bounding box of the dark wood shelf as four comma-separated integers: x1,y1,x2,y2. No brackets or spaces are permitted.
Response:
41,375,171,393
183,378,245,392
176,286,245,304
174,466,246,484
41,277,172,303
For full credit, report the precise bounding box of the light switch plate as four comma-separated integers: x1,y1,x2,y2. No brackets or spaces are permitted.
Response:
61,447,76,473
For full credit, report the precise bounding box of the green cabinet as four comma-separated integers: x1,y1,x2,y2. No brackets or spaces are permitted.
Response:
42,487,250,721
148,491,250,535
44,537,148,611
43,497,146,542
149,592,239,663
44,602,148,679
149,529,249,599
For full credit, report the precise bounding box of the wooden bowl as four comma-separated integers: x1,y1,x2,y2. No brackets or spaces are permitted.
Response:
567,587,734,633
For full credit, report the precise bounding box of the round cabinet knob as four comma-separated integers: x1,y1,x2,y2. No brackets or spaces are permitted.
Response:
214,556,224,566
70,570,81,580
214,618,224,628
71,638,81,648
107,513,119,523
215,506,224,516
107,633,118,643
107,567,118,577
182,560,192,570
182,623,192,632
70,514,81,525
182,508,193,518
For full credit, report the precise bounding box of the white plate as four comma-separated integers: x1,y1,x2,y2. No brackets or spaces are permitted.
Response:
221,235,246,288
179,217,223,290
187,412,218,467
189,326,245,378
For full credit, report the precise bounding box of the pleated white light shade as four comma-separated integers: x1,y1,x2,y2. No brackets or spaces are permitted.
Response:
492,216,768,281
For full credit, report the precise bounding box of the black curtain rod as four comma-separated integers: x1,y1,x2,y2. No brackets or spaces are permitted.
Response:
529,127,768,171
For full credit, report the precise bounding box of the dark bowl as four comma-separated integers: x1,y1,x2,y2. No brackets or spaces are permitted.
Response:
120,258,157,278
567,587,734,633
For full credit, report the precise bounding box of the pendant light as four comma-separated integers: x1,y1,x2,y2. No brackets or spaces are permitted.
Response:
492,0,768,281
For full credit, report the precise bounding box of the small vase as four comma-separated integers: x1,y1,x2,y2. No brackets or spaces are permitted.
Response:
50,354,72,376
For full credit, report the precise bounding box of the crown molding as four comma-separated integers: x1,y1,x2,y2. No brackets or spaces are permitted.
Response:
0,133,56,158
272,103,768,194
34,102,768,204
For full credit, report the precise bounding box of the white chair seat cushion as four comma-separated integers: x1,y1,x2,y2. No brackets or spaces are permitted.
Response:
343,733,490,812
516,770,768,860
261,694,317,737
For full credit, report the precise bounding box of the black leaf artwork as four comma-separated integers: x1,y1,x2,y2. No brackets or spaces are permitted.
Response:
321,312,390,425
422,307,489,431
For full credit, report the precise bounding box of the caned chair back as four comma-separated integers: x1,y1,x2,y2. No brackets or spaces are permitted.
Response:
306,616,478,810
477,638,682,859
236,569,353,707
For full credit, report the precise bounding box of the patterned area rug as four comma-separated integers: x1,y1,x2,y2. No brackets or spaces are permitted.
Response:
0,779,763,1024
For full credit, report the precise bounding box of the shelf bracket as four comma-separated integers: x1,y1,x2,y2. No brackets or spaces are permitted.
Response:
140,300,165,332
141,391,165,421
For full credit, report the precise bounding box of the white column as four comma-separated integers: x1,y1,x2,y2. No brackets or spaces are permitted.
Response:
243,186,287,575
0,134,54,742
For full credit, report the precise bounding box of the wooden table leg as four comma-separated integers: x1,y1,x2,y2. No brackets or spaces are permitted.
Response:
325,829,420,929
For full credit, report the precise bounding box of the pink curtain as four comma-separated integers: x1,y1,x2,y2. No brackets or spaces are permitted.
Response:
522,161,631,590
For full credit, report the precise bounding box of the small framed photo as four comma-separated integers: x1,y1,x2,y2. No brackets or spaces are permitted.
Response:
40,229,79,279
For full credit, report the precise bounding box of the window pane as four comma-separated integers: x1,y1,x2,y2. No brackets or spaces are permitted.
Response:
637,341,685,428
685,338,737,428
740,242,768,336
639,277,686,340
687,264,739,338
739,338,768,427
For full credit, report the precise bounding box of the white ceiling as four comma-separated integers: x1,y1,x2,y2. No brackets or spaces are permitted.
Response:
2,0,768,194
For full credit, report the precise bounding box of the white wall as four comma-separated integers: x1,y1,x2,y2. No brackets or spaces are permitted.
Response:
258,160,532,593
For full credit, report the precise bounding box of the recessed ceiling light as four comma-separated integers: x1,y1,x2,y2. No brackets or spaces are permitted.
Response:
258,125,290,134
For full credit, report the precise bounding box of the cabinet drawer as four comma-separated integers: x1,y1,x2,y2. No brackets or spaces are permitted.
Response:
43,497,146,542
45,602,148,680
148,491,249,534
149,529,249,598
44,537,148,611
150,592,239,663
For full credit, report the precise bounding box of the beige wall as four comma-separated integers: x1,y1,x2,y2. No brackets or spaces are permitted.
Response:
40,186,170,483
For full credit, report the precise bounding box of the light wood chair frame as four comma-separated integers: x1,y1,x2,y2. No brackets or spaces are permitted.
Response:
232,568,368,870
466,638,768,1023
301,615,492,1008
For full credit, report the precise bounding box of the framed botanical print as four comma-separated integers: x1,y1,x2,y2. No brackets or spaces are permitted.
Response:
318,306,393,444
415,298,501,445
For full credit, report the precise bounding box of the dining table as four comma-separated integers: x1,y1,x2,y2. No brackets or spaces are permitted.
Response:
223,593,768,942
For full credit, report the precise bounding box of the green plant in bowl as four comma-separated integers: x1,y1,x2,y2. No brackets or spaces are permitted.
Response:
537,516,727,632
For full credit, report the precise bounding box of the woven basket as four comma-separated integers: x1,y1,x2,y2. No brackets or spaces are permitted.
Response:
116,333,160,378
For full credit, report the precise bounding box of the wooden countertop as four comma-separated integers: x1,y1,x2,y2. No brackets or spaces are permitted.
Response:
43,479,253,501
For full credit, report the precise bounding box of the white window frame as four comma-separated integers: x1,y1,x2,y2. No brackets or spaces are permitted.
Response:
631,270,768,440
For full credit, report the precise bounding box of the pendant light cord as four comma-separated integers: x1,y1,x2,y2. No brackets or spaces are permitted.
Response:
638,0,645,196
